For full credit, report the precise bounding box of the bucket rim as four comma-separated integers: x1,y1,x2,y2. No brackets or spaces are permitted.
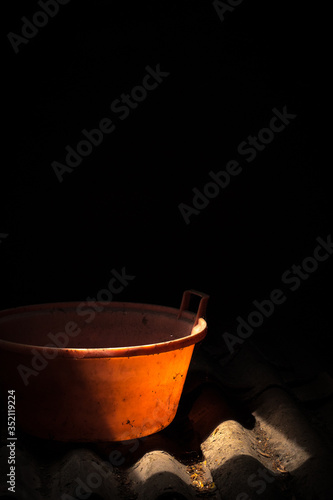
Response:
0,301,208,358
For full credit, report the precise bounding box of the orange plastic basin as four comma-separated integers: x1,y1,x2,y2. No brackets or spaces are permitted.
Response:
0,290,209,442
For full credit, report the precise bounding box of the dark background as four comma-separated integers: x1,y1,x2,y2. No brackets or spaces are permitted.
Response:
1,1,331,373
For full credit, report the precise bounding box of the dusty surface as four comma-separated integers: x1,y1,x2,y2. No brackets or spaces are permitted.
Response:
1,342,333,500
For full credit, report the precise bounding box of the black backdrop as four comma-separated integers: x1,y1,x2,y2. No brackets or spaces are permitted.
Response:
2,1,331,371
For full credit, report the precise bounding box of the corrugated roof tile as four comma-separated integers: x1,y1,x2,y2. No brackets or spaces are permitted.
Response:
1,343,332,500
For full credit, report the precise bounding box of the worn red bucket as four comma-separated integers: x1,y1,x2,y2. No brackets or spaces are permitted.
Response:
0,290,209,441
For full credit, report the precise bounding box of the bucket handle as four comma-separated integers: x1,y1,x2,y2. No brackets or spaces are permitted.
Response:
177,290,209,327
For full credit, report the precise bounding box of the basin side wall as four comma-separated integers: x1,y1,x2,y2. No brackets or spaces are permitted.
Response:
0,345,195,441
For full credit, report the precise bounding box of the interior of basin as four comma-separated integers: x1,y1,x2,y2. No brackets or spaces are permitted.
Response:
0,304,196,349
